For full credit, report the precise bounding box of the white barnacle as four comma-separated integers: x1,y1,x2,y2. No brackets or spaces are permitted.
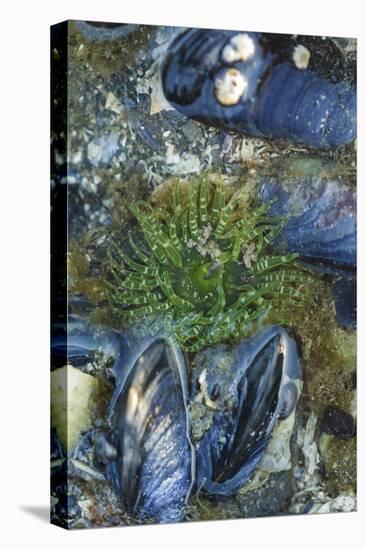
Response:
292,44,311,70
222,33,256,63
214,68,248,106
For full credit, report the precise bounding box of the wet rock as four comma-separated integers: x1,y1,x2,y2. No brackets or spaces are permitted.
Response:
87,133,120,166
55,494,81,522
51,365,101,453
319,434,357,497
237,470,294,518
321,406,356,439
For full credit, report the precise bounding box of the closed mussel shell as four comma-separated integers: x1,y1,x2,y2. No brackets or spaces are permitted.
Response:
260,157,356,328
162,29,356,148
260,159,356,270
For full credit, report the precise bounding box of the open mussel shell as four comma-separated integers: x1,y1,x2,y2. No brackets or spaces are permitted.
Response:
162,29,356,148
193,326,301,497
107,337,195,523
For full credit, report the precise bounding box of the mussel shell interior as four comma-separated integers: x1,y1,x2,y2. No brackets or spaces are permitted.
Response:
196,328,300,496
108,338,194,523
214,335,283,482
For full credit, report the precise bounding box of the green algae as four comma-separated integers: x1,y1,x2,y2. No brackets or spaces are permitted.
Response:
68,242,108,304
320,434,357,497
68,21,151,78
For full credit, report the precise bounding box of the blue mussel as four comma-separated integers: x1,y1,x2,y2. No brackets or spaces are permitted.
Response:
260,169,356,270
162,29,356,148
51,315,127,372
260,158,356,328
101,326,301,522
192,327,301,496
106,337,195,523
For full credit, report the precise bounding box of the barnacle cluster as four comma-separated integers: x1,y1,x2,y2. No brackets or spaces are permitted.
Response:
108,176,312,351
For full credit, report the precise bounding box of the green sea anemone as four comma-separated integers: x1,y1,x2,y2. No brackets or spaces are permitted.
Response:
108,176,312,351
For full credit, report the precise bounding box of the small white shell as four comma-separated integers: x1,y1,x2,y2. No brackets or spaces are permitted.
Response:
214,68,248,106
293,44,311,70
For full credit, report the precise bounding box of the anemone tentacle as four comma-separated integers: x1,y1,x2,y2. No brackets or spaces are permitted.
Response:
108,177,314,350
